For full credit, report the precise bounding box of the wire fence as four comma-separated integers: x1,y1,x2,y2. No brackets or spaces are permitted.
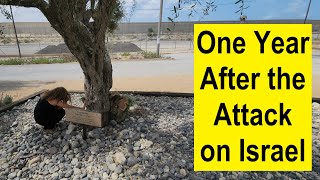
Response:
0,20,319,57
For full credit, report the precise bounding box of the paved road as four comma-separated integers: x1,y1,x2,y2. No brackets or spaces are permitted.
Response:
0,53,194,81
1,51,320,81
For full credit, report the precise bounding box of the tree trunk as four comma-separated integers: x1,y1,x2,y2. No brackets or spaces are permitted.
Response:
84,52,113,125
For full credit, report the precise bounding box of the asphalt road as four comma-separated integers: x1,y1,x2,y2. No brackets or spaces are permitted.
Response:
0,53,194,81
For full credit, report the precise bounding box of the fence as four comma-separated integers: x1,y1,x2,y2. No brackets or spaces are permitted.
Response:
1,20,320,56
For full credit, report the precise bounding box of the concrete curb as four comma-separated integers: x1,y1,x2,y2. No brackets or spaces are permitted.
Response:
2,90,320,114
0,89,46,113
70,90,194,97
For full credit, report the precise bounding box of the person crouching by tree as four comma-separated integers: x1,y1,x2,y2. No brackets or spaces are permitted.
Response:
34,87,84,130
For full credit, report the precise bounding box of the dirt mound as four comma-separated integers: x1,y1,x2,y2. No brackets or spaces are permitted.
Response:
36,42,142,54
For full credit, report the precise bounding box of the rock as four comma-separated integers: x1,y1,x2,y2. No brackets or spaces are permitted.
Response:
66,123,76,134
46,147,58,154
114,152,126,165
11,121,18,127
103,172,109,179
51,172,59,178
180,169,187,177
266,173,273,179
73,168,81,175
110,120,118,126
70,141,80,149
108,163,117,171
28,156,41,167
127,156,138,167
65,169,73,178
111,173,118,180
139,139,153,149
8,172,17,179
71,158,79,166
106,155,114,163
164,166,170,173
90,146,100,154
62,145,69,153
149,175,156,179
115,166,123,174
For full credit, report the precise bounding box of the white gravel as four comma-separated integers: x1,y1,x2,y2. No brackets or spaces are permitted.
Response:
0,94,319,180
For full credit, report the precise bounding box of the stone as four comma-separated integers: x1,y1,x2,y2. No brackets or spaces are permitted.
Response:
51,172,59,178
103,172,109,179
266,173,273,179
127,156,138,167
28,157,41,167
73,168,81,175
110,120,118,126
180,169,187,177
108,163,117,171
164,166,170,173
139,139,153,149
111,173,118,180
65,170,73,178
115,166,123,174
46,147,58,154
114,152,126,165
66,123,76,134
8,172,17,179
71,158,79,166
62,145,69,153
90,146,100,154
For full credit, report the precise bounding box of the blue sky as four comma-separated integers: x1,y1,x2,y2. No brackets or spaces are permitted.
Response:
0,0,319,22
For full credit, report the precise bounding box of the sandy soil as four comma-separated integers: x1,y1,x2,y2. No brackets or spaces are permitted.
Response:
2,74,194,101
4,72,320,102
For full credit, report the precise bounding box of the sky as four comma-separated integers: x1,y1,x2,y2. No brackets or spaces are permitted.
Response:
0,0,319,23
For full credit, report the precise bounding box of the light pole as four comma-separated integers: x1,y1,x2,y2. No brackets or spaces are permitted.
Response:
156,0,164,57
304,0,312,24
9,5,21,58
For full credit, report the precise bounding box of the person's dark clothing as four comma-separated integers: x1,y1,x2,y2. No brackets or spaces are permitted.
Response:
34,98,65,129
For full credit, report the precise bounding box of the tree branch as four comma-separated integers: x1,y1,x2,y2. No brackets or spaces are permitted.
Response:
0,0,48,10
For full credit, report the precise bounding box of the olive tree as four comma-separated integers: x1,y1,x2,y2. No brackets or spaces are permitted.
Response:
0,0,124,123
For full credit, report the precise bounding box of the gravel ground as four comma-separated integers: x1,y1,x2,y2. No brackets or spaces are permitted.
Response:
0,94,320,180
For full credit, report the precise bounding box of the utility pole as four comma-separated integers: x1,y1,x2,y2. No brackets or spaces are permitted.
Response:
156,0,164,57
304,0,312,24
9,5,21,58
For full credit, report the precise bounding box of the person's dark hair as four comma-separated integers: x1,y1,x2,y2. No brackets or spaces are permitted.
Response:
41,87,71,103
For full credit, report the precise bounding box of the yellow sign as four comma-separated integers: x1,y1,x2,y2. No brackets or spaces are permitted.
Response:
194,24,312,171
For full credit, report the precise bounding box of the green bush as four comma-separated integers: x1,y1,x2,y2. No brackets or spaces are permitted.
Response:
0,57,76,65
0,94,13,107
121,52,130,57
141,51,160,59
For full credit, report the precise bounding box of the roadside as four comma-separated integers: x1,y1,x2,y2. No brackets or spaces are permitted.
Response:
1,75,193,101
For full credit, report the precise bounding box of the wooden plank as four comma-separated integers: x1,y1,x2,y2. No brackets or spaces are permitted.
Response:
65,108,102,127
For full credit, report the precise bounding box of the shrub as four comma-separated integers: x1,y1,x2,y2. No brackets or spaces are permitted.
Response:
121,52,130,57
141,51,160,59
0,93,13,107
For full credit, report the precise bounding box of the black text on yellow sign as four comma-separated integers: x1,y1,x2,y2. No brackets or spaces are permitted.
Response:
194,24,312,171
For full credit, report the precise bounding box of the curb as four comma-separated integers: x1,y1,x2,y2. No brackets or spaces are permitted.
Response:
2,90,320,113
0,89,47,113
70,90,194,98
